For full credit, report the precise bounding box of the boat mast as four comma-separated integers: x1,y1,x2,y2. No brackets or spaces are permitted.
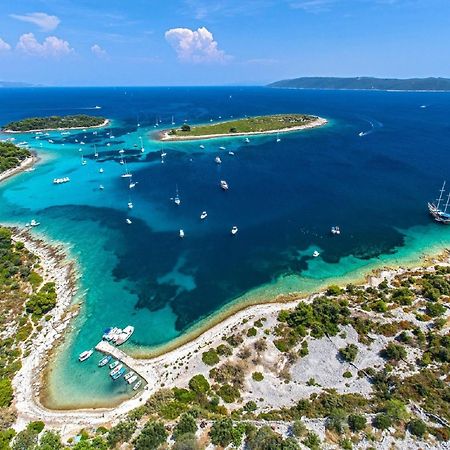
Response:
436,181,446,209
444,192,450,213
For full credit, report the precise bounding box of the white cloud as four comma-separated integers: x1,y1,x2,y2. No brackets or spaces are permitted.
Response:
17,33,72,57
0,38,11,52
289,0,336,12
91,44,108,59
10,12,60,32
165,26,228,63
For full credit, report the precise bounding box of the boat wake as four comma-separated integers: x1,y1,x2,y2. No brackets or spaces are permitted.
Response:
358,118,383,137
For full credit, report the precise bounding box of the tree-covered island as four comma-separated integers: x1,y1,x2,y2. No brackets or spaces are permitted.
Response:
161,114,326,141
2,114,108,132
0,142,32,174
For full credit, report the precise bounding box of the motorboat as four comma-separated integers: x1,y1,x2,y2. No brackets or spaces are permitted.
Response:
126,218,132,224
199,144,205,149
231,226,238,235
124,371,135,381
200,211,208,220
331,226,341,235
115,325,134,345
219,146,226,150
179,229,185,238
215,157,222,164
128,202,133,209
312,250,320,257
98,355,111,367
127,375,138,384
79,349,93,362
133,380,142,390
109,360,119,369
220,180,229,190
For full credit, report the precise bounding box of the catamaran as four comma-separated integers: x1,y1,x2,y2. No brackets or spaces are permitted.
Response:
428,181,450,224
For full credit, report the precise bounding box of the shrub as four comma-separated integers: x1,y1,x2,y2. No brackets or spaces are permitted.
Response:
347,414,366,432
326,285,343,296
252,372,264,382
381,343,407,361
133,421,167,450
202,349,219,366
216,344,232,356
426,302,446,317
174,413,197,439
106,421,136,448
39,430,62,449
244,401,257,412
339,344,358,362
27,421,45,434
343,371,352,378
0,378,13,407
372,413,392,430
218,384,240,403
408,419,427,437
209,419,235,447
247,327,257,337
188,374,210,394
325,409,347,434
291,420,307,437
181,124,191,132
302,431,321,450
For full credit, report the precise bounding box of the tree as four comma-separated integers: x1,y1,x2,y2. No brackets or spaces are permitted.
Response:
291,420,307,437
188,374,210,394
27,422,45,434
134,421,167,450
383,399,408,422
302,432,321,450
174,414,197,439
181,124,191,132
0,429,16,450
325,409,347,434
12,429,38,450
426,302,446,317
339,344,358,362
209,419,235,447
408,419,427,437
172,434,202,450
38,431,62,450
347,414,366,432
201,349,219,366
381,343,407,361
0,378,13,407
217,384,240,403
106,421,136,448
372,413,392,430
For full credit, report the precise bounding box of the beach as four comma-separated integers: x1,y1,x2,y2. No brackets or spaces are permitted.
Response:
158,116,327,141
0,155,37,183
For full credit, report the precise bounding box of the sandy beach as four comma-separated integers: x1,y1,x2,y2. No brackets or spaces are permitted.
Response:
0,155,37,183
158,116,327,141
2,118,110,134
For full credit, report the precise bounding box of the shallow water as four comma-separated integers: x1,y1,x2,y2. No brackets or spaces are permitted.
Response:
1,86,450,408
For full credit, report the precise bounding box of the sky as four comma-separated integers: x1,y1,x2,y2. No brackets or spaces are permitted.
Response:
1,0,450,86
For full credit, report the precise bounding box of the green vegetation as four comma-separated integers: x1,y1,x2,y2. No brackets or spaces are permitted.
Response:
26,282,57,318
201,348,219,366
338,343,358,362
0,142,31,174
252,372,264,381
133,421,167,450
347,414,367,432
3,115,106,132
166,114,318,138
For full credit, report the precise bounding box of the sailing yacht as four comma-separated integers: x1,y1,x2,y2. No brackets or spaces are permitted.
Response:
128,202,133,209
179,229,185,238
171,116,175,125
428,181,450,224
174,186,181,205
94,144,99,158
139,136,145,153
276,132,281,143
121,161,133,178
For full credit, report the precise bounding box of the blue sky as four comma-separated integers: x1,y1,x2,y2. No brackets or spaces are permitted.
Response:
1,0,449,86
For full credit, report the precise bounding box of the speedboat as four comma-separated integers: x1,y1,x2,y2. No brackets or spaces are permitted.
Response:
98,355,111,367
126,218,132,224
231,226,238,235
215,157,222,164
179,229,185,238
128,202,133,209
331,226,341,235
129,181,136,189
82,160,87,166
244,138,250,143
127,375,138,384
200,211,208,220
220,180,229,190
99,168,104,173
121,173,133,178
109,360,119,369
119,149,125,154
30,219,40,227
312,250,320,257
133,380,142,391
124,371,135,381
199,144,205,149
99,185,104,190
219,146,226,150
174,196,181,206
228,151,235,156
115,325,134,345
79,349,93,362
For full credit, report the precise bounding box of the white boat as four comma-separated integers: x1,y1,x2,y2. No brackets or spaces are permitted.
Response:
174,186,181,206
215,157,222,164
94,144,99,158
200,211,208,220
126,218,132,224
115,325,134,345
98,355,111,367
129,181,137,189
48,139,54,144
179,229,185,238
110,363,123,377
82,160,87,166
228,151,235,156
171,116,175,125
99,184,104,190
109,360,119,369
276,133,281,143
30,219,40,227
121,162,132,178
312,250,320,257
127,375,138,384
124,371,135,381
128,202,133,209
133,380,142,391
79,349,93,362
244,137,250,143
219,146,226,150
231,226,238,235
120,159,124,165
119,149,125,154
199,144,205,149
99,168,104,173
220,180,229,190
94,105,101,109
331,226,341,235
53,177,70,184
139,137,145,153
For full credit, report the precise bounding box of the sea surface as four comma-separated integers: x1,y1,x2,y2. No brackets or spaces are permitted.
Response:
1,86,450,408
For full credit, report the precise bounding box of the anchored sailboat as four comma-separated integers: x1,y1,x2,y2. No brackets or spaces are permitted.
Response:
428,181,450,224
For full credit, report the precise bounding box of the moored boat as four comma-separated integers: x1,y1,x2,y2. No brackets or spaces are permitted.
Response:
109,360,119,370
331,226,341,235
133,380,142,390
110,363,123,377
231,226,238,235
115,325,134,345
98,355,111,367
112,367,126,380
215,156,222,164
179,229,185,238
127,375,138,384
313,250,320,257
124,371,135,381
79,349,93,362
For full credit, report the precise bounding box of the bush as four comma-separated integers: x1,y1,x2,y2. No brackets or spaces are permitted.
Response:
244,401,257,412
216,344,232,356
188,374,210,394
252,372,264,382
372,413,392,430
27,421,45,434
172,433,202,450
39,430,62,449
339,344,358,362
209,419,235,447
343,371,352,378
247,327,257,337
325,409,347,434
218,384,240,403
26,282,57,317
381,343,407,361
291,420,307,437
202,349,219,366
302,431,321,450
326,285,343,296
408,419,427,437
426,302,446,317
181,124,191,132
106,421,136,448
347,414,366,432
0,378,13,407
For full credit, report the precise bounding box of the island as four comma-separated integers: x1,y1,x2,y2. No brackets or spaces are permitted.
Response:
268,76,450,91
0,141,34,182
2,114,108,133
160,114,326,141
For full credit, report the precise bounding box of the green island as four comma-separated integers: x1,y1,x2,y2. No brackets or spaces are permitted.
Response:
2,115,107,133
0,142,31,174
162,114,325,140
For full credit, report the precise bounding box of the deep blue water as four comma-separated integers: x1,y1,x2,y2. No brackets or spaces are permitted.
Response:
1,86,450,407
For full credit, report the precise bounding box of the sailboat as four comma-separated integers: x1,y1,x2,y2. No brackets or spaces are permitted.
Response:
139,136,145,153
171,116,175,125
94,144,98,158
428,181,450,224
128,201,133,209
276,132,281,143
174,186,181,206
179,229,185,238
121,161,133,178
161,147,167,163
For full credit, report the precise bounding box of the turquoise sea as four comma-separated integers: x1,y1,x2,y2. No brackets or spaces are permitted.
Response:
1,86,450,408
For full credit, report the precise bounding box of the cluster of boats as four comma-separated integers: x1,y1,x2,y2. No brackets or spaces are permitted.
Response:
102,326,134,346
53,177,70,184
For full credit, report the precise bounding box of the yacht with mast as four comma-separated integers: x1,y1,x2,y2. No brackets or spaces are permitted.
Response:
174,186,181,205
428,181,450,224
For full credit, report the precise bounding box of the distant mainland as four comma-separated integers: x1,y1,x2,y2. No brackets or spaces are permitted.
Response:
268,76,450,91
160,114,326,141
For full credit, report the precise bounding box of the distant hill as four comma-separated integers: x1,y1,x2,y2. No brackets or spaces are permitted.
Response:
268,77,450,91
0,81,37,88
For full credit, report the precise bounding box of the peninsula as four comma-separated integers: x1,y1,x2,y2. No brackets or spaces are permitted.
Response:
160,114,326,141
2,114,108,133
269,76,450,91
0,141,34,182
